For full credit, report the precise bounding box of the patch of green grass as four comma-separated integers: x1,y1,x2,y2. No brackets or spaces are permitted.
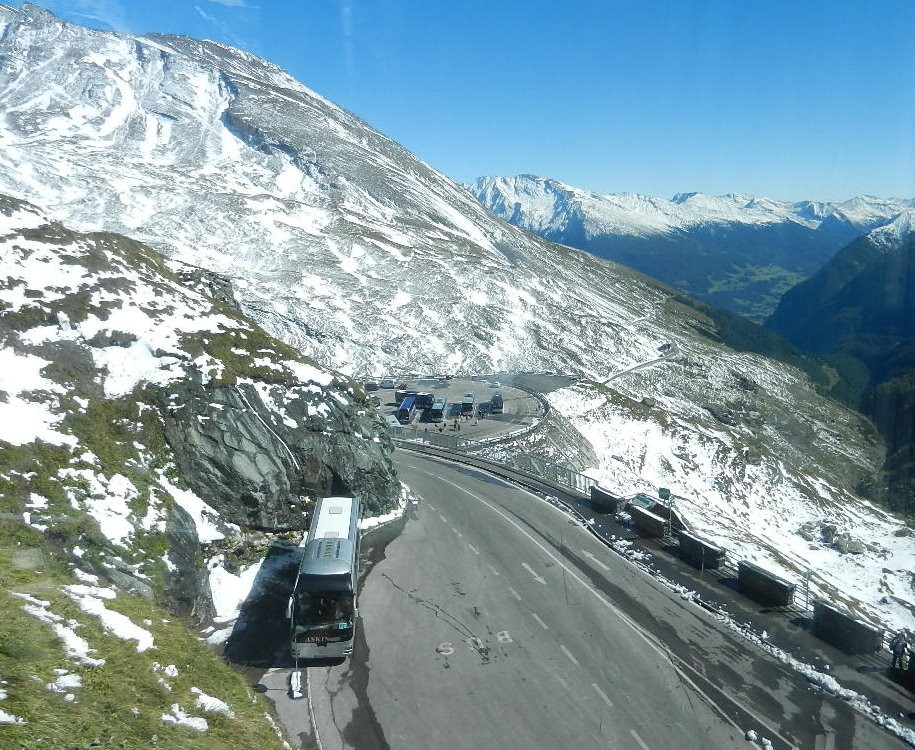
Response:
0,582,284,749
0,442,73,513
177,322,326,387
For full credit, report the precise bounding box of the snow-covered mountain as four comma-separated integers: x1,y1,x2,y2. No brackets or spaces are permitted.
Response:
469,174,913,237
0,1,911,640
467,175,915,321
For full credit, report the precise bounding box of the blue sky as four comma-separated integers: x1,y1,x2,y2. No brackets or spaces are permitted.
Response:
12,1,915,201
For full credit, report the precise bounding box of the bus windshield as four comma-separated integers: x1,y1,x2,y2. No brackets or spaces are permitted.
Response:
293,591,355,636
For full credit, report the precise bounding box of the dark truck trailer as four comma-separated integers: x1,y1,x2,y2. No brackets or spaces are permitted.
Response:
628,505,669,538
678,531,725,570
589,485,621,514
737,560,795,606
490,392,504,413
812,600,882,655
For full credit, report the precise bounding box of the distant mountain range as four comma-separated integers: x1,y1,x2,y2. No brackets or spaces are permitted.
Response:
768,213,915,513
467,175,915,321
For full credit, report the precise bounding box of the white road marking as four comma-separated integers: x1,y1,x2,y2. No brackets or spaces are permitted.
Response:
630,729,650,750
521,562,547,584
421,469,784,744
452,528,463,539
531,613,549,630
439,514,448,523
508,586,522,601
583,550,610,571
555,674,569,689
560,644,579,666
487,564,501,576
427,503,436,510
592,683,613,707
468,543,479,555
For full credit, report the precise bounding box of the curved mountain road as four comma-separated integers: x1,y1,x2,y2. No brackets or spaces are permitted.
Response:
300,449,907,750
309,452,745,749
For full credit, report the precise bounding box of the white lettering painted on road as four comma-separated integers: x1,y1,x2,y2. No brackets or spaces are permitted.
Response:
521,562,547,584
592,683,613,707
508,586,522,601
630,729,650,750
437,641,454,656
560,644,579,666
496,630,513,643
468,543,480,555
413,464,786,745
531,613,549,630
487,563,501,576
583,550,610,571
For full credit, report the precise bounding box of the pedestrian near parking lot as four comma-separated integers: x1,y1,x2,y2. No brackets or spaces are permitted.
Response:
890,630,908,669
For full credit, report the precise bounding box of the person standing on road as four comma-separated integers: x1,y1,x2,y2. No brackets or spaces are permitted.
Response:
890,630,908,669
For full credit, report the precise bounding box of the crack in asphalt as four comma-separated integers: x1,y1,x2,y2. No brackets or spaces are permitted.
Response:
380,572,493,663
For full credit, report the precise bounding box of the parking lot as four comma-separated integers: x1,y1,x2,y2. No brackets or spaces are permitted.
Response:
364,376,543,441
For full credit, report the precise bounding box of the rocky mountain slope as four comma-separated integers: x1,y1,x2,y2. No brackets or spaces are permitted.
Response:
467,174,915,321
0,1,910,651
0,193,398,742
767,213,915,515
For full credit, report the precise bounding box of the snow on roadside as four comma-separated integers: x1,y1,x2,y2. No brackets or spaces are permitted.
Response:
207,555,263,627
360,483,411,531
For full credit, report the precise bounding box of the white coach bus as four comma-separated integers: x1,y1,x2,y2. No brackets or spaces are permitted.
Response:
288,496,361,659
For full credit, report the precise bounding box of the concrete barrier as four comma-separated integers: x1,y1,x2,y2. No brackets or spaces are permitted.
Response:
590,485,622,514
678,531,725,570
811,599,882,654
629,505,669,538
737,561,796,606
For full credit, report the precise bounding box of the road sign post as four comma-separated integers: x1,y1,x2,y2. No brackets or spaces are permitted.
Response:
804,569,813,609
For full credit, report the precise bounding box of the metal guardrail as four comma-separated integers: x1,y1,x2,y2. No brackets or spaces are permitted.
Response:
387,425,596,495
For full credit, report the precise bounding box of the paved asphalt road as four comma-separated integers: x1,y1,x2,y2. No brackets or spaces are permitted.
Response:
226,439,911,748
304,452,911,750
310,453,742,749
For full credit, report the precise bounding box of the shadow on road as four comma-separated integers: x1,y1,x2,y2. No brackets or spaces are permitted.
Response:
224,543,301,668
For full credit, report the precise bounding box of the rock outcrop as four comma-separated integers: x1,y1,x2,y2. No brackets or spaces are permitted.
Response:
161,377,398,530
